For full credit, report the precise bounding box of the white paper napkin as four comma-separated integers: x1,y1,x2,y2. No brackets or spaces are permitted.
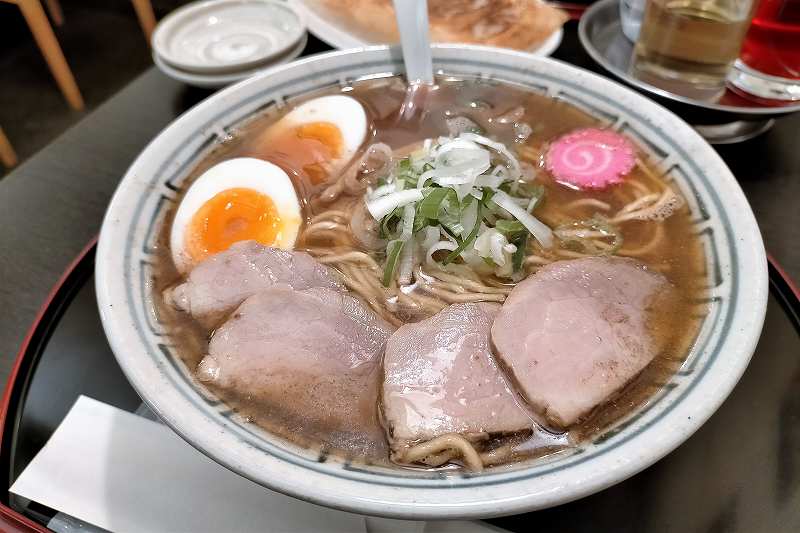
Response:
10,396,366,533
10,396,505,533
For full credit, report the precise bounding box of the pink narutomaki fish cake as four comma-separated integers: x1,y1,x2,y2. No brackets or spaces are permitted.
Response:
545,128,635,190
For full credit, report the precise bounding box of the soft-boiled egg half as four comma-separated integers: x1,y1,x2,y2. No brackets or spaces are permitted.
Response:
256,95,367,185
170,157,301,274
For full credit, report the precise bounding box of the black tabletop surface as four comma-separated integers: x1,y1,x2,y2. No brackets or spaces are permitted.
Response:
0,22,798,530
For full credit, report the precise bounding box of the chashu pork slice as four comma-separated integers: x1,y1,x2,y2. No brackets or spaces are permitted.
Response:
165,240,343,326
382,302,533,448
491,257,672,429
198,285,394,454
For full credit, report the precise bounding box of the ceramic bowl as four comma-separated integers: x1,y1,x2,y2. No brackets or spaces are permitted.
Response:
152,0,306,74
96,45,767,519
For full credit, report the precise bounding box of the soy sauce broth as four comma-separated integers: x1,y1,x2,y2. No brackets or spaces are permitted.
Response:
150,75,707,468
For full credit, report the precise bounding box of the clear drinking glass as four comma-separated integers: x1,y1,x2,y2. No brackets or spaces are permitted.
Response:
729,0,800,101
620,0,649,41
631,0,757,101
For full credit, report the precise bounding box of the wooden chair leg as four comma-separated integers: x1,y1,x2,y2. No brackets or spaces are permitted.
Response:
0,127,19,169
131,0,156,45
44,0,63,26
17,0,84,110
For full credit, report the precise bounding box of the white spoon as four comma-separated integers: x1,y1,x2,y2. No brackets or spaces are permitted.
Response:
392,0,434,85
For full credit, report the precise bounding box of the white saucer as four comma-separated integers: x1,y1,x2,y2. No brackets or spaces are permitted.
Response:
153,33,308,88
152,0,306,74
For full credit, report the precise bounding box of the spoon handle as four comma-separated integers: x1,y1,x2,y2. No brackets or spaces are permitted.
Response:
392,0,434,85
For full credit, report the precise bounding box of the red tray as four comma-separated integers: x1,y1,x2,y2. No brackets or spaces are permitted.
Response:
1,240,798,532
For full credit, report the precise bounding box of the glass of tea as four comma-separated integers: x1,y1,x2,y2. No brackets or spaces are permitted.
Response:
729,0,800,101
631,0,756,101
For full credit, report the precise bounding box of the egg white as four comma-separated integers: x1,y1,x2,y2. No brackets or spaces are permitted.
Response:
170,157,301,274
280,94,367,170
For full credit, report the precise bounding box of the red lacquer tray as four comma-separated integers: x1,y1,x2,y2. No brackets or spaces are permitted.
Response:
1,240,798,532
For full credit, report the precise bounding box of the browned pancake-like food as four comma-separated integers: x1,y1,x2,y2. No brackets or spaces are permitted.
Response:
323,0,568,51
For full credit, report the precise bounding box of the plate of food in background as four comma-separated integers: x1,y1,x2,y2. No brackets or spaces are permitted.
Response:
292,0,567,56
96,44,767,519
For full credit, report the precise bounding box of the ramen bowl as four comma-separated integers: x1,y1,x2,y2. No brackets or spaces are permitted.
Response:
96,45,767,519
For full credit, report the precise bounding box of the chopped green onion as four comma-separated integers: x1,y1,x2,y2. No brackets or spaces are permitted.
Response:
443,189,487,264
417,187,463,233
518,182,544,199
441,225,463,245
365,131,554,282
379,205,404,239
412,214,430,233
494,219,527,240
512,233,528,272
439,213,463,235
484,199,508,219
382,239,404,287
418,188,454,219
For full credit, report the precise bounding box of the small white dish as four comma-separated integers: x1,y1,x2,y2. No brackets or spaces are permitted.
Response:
152,0,306,74
291,0,563,57
153,33,307,88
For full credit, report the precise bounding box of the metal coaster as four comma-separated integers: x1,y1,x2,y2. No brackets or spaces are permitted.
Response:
578,0,800,143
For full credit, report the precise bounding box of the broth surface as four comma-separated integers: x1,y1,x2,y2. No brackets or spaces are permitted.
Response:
151,76,707,467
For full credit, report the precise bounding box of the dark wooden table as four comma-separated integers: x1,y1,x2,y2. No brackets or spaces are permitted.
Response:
0,26,798,531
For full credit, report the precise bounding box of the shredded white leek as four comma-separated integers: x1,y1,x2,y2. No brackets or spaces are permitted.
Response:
366,189,424,220
460,132,521,179
492,190,553,248
420,226,441,250
426,241,458,268
474,174,505,189
460,200,479,237
370,183,398,198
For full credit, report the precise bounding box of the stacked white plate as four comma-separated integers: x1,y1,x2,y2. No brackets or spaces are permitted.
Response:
152,0,308,88
292,0,563,57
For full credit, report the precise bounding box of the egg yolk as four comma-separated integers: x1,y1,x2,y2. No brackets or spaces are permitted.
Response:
186,188,281,263
295,122,343,184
